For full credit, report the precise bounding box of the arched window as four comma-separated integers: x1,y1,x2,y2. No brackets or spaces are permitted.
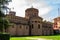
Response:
20,26,21,28
26,26,28,29
31,24,34,29
55,26,57,28
38,21,40,23
38,24,40,29
35,21,37,23
12,25,14,28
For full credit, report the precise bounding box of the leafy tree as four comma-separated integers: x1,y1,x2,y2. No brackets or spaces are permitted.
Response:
0,11,5,17
0,0,11,11
0,17,10,32
0,0,11,33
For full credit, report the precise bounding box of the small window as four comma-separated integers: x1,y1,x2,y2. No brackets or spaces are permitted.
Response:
20,26,21,28
49,26,51,28
12,25,14,28
55,26,57,28
38,24,40,29
32,26,33,29
26,26,28,29
59,27,60,28
35,21,37,23
38,21,40,23
55,23,57,25
32,24,33,29
5,30,6,32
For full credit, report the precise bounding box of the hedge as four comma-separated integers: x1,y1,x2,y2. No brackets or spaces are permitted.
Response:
0,34,10,40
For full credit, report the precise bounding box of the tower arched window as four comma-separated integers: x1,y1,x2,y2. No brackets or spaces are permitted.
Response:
38,24,40,29
35,21,37,23
31,24,34,29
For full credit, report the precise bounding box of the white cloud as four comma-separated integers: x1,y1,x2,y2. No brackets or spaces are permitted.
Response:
8,0,52,17
39,6,52,16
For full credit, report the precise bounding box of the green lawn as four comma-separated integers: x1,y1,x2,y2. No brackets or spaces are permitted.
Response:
10,37,31,40
10,35,60,40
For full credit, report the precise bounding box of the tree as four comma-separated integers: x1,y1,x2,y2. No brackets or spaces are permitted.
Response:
0,11,5,17
0,11,10,33
0,0,11,12
0,18,10,32
0,0,11,33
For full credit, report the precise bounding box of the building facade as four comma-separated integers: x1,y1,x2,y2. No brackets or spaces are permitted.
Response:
5,7,53,36
53,17,60,34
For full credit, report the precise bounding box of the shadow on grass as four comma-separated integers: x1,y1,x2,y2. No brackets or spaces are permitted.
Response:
11,34,60,37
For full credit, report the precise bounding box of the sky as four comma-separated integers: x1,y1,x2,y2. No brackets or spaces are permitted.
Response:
8,0,60,22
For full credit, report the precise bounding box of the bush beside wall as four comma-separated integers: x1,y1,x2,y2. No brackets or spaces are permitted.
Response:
0,34,10,40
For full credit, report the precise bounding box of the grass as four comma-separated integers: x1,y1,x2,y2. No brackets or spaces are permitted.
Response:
10,37,32,40
10,35,60,40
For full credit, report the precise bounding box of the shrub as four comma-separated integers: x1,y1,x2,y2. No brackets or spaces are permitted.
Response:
0,34,10,40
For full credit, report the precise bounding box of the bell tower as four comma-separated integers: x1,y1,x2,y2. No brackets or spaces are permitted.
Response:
25,7,39,19
9,8,16,16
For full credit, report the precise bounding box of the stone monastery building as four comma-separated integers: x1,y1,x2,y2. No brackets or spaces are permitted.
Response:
6,7,53,36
